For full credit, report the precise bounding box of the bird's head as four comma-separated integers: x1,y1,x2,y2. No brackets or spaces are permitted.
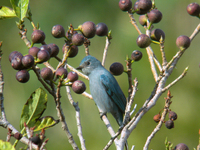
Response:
77,55,102,75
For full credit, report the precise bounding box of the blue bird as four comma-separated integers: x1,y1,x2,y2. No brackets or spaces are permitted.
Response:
77,55,127,126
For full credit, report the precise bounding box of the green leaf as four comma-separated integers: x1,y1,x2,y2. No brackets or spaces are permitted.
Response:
34,116,59,132
10,0,29,21
0,6,17,19
20,87,47,130
0,140,15,150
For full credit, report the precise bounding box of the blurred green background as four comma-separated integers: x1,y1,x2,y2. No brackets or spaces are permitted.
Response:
0,0,200,149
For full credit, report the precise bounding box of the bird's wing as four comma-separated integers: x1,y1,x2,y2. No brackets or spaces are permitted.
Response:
100,74,126,113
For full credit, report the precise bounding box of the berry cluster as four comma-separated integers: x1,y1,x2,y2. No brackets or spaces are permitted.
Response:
118,0,199,51
153,110,178,129
9,21,109,94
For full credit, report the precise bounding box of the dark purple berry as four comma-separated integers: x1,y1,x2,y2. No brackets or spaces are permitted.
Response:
72,80,86,94
150,28,165,41
22,55,35,68
55,67,68,79
37,50,50,63
187,3,200,17
153,114,161,123
65,31,78,39
168,111,177,121
72,33,85,46
109,62,124,76
62,44,79,58
31,30,45,44
134,0,152,14
16,70,30,83
165,120,174,129
9,51,19,62
28,47,40,58
51,24,65,38
119,0,132,11
30,135,42,145
40,67,53,80
96,23,108,36
176,35,191,49
11,52,24,70
67,71,78,82
80,21,96,38
139,15,148,26
48,43,59,57
40,45,51,56
136,34,151,48
174,143,189,150
147,9,162,23
131,50,143,61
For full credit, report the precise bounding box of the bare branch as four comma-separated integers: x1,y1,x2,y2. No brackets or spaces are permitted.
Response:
143,91,173,150
102,36,111,66
128,11,142,35
66,86,86,150
81,92,93,100
190,23,200,41
66,64,89,80
162,66,188,93
160,39,167,67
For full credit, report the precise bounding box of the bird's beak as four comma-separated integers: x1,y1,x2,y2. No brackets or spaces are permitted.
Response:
76,65,83,70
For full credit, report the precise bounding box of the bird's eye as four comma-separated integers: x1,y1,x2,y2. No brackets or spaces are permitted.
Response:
86,61,90,65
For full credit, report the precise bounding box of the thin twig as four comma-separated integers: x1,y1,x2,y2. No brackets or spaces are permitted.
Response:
81,92,93,100
143,91,172,150
162,66,189,92
66,86,86,150
128,11,142,35
190,23,200,41
66,64,89,80
159,38,167,67
56,80,79,150
102,36,111,66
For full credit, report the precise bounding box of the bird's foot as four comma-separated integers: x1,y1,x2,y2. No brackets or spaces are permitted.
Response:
100,112,107,120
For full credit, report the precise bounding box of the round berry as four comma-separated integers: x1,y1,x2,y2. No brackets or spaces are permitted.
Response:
28,47,40,58
147,9,162,23
40,67,53,80
153,114,161,123
16,70,30,83
187,3,200,17
150,28,165,41
96,23,108,36
135,0,152,14
109,62,124,76
174,143,189,150
165,120,174,129
51,24,65,38
176,35,191,49
48,43,59,57
55,67,68,79
37,50,50,63
136,34,151,48
22,55,35,68
67,71,78,82
9,51,20,62
72,33,85,46
62,44,78,58
40,45,51,56
11,52,24,70
31,30,45,44
72,80,86,94
168,111,177,121
131,50,143,61
139,15,148,26
30,135,42,145
119,0,132,11
80,21,96,38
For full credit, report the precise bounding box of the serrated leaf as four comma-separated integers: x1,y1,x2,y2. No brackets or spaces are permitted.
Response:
34,116,59,132
20,87,47,130
0,140,15,150
0,6,17,20
10,0,29,21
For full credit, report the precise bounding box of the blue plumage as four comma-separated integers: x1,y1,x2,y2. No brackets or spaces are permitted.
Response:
77,55,127,125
